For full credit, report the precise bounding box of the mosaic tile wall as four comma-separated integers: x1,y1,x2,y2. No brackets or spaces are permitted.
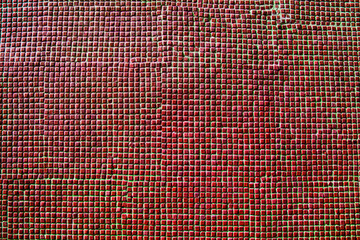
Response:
1,0,360,239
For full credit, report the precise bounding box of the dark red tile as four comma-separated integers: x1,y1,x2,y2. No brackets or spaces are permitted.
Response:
1,0,360,239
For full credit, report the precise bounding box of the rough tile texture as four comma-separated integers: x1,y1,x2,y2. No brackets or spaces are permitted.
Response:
1,0,360,239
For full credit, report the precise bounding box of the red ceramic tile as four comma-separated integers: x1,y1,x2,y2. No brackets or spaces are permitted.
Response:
1,0,360,239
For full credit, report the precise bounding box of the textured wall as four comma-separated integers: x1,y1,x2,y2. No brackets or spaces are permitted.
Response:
1,0,360,239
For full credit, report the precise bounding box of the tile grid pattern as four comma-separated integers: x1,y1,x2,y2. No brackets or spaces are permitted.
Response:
1,0,360,239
